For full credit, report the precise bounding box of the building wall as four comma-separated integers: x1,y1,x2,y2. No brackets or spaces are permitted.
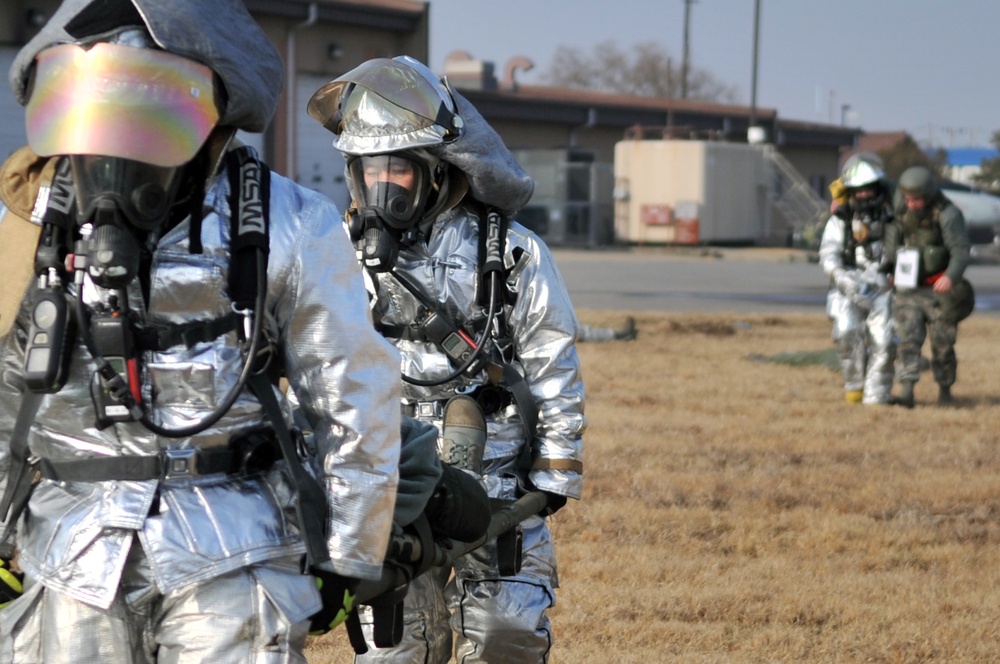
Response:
245,6,429,178
614,140,773,245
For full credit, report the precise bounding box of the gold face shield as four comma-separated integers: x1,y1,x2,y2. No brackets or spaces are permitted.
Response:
25,42,220,168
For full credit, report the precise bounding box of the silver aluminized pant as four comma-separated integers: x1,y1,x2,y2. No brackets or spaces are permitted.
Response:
827,288,895,403
355,516,556,663
0,540,311,664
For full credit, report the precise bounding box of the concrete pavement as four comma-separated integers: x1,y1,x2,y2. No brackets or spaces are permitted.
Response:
551,246,1000,316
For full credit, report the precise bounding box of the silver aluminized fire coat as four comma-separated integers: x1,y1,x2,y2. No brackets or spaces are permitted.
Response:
0,160,401,613
357,208,585,662
377,211,585,497
819,214,895,403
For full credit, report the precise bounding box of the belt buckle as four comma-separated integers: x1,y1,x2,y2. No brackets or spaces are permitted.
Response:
415,401,442,418
163,448,198,481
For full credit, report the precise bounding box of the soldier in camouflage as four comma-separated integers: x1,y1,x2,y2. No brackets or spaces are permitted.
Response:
883,166,973,407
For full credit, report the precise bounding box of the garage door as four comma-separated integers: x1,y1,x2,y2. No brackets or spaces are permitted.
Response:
297,73,350,212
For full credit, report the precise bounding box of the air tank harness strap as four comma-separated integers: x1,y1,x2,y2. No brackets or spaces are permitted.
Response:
133,311,243,351
0,392,43,549
248,373,331,568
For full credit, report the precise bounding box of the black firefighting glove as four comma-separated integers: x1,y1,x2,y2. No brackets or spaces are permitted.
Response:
0,559,23,609
308,568,359,635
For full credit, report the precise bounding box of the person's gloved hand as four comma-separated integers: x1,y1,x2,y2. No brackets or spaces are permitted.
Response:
833,268,861,297
0,559,23,609
308,568,359,635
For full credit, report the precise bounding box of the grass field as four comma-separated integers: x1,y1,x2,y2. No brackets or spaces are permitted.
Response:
308,309,1000,663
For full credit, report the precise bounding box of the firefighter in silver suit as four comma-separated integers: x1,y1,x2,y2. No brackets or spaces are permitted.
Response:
819,152,897,404
0,1,401,661
308,56,586,663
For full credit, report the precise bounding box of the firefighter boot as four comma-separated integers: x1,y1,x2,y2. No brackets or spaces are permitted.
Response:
845,390,863,404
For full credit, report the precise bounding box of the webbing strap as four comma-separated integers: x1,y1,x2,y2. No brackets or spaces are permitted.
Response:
133,312,242,352
227,147,270,311
501,362,541,473
476,206,508,307
0,391,43,530
36,446,237,483
248,374,330,567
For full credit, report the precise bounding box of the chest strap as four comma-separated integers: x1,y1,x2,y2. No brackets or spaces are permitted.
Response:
133,311,243,351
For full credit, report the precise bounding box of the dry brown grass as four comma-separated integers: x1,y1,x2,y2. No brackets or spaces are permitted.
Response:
308,310,1000,663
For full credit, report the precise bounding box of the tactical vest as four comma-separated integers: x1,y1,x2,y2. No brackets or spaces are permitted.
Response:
901,196,948,280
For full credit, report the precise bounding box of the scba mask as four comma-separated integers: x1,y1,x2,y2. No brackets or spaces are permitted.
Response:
849,185,888,244
346,152,439,271
72,155,184,232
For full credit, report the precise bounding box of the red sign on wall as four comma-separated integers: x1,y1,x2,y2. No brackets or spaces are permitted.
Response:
640,204,673,226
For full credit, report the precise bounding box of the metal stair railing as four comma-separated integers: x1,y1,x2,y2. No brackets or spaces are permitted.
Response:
760,144,829,246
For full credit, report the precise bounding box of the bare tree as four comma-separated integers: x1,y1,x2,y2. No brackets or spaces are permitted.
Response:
874,137,947,182
542,40,738,103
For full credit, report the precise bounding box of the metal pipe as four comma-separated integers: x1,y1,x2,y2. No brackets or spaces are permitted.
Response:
749,0,761,133
285,2,319,178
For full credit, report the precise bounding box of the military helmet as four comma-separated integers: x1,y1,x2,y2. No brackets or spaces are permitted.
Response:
898,166,937,198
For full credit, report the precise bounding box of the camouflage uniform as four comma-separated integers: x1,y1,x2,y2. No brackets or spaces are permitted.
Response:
884,191,972,396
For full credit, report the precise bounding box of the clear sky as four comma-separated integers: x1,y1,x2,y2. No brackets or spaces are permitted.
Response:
427,0,1000,148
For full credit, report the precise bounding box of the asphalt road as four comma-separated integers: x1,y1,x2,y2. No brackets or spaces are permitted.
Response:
551,246,1000,317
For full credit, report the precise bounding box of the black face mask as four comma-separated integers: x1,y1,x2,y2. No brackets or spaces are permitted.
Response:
71,156,183,288
346,154,435,272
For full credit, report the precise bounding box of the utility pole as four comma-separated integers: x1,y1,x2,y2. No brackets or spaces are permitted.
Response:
840,104,851,127
681,0,695,99
748,0,762,142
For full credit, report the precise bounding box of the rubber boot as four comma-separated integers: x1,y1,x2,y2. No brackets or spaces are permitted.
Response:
893,382,915,409
938,385,954,406
439,395,486,476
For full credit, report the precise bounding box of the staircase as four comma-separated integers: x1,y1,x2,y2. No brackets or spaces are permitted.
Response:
760,144,829,248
